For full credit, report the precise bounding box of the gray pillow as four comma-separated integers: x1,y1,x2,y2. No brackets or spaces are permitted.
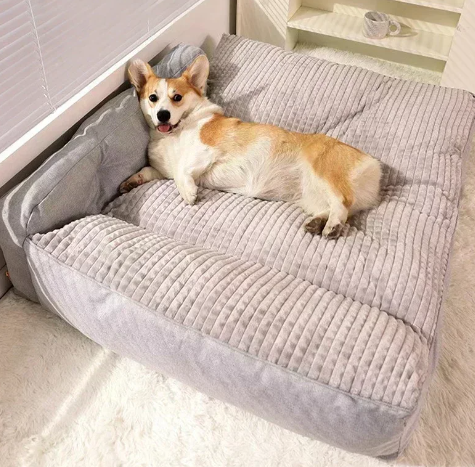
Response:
154,43,204,78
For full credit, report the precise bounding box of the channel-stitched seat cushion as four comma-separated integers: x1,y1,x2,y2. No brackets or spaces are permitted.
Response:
23,35,475,458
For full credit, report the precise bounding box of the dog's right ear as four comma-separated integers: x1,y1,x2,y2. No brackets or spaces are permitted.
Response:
128,59,155,93
183,55,209,95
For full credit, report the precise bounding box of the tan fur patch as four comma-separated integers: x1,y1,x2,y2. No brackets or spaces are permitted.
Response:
139,76,160,101
128,60,155,96
301,135,363,208
139,75,201,105
167,76,201,101
200,114,291,155
201,114,244,148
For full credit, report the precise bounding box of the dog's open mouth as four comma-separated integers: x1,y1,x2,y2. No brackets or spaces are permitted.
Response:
157,122,179,133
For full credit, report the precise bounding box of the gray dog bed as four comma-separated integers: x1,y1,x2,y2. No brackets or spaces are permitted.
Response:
1,35,475,458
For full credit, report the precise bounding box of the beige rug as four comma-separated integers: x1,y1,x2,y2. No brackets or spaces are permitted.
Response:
1,48,475,467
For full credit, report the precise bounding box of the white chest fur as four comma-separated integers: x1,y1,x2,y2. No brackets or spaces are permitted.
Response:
147,104,222,183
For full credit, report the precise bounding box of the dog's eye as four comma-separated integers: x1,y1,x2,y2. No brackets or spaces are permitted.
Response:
149,94,158,102
173,94,182,102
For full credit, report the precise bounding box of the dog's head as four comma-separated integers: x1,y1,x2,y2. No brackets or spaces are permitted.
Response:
128,55,209,133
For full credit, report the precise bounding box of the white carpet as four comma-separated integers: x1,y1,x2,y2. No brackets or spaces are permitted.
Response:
1,49,475,467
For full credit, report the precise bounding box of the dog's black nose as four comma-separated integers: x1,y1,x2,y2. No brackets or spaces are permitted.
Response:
157,110,171,122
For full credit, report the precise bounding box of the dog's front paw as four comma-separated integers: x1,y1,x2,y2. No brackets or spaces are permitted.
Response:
119,173,144,194
180,185,198,205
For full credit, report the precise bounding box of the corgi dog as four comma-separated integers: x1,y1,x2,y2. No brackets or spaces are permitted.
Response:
120,55,381,238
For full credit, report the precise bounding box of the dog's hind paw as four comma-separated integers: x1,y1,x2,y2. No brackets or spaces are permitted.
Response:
322,221,345,239
304,217,326,235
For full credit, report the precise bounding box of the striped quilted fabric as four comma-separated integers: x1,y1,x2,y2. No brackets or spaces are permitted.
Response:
31,214,427,410
105,179,454,343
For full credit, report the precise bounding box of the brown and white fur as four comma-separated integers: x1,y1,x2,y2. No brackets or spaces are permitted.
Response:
120,56,381,238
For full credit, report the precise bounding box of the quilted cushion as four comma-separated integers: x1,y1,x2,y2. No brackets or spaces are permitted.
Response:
25,211,415,458
23,35,475,458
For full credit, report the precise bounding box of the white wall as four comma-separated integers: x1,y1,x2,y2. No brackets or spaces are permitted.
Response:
237,0,290,48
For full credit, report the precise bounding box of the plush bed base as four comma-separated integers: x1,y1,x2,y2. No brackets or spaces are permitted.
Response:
26,214,413,458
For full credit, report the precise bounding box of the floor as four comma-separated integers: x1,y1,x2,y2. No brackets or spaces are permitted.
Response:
1,47,475,467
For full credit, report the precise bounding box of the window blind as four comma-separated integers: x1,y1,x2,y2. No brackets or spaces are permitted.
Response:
0,0,199,154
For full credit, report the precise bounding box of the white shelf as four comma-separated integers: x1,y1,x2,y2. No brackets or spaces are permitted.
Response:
288,7,453,61
390,0,464,13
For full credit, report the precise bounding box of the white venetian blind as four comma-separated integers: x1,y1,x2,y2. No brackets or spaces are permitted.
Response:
0,0,198,154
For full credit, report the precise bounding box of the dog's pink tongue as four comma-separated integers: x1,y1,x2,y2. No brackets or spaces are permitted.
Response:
158,124,171,133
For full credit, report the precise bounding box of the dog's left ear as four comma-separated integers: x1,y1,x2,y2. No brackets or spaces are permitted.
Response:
128,59,155,93
183,55,209,94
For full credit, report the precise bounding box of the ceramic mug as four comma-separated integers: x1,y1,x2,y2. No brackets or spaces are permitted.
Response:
363,11,401,39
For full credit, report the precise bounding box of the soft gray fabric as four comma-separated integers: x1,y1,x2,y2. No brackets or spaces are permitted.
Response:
25,215,413,457
154,43,204,78
0,44,203,301
104,180,444,346
4,35,475,457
